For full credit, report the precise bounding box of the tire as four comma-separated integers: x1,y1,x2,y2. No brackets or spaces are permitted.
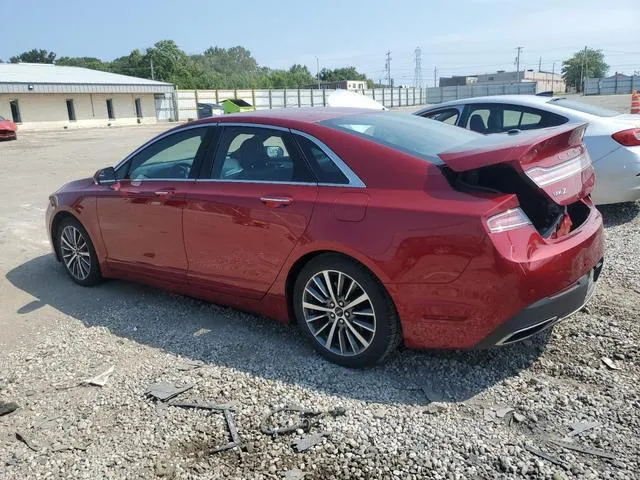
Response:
293,253,401,367
56,217,102,286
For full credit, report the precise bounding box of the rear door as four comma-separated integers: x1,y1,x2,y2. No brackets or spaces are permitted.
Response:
183,124,318,298
97,125,214,281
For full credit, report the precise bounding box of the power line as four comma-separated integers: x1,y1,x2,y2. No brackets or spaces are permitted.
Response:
413,47,422,88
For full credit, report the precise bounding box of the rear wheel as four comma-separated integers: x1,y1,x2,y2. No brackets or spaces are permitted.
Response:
56,217,102,286
293,254,401,367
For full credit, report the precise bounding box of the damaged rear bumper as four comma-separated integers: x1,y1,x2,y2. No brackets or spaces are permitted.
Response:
475,259,603,348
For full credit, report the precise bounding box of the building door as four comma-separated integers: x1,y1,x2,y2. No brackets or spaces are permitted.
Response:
10,100,21,123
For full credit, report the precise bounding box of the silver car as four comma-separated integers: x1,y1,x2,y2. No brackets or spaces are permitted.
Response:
416,95,640,205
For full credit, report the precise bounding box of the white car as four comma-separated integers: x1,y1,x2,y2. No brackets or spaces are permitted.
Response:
416,95,640,205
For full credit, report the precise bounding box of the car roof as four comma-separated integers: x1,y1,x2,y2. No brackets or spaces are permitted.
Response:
190,107,378,128
420,95,560,110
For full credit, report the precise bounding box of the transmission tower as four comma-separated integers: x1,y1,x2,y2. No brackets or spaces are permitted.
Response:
414,47,423,88
385,51,392,87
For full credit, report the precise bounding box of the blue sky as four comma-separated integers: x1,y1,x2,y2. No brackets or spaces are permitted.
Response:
2,0,638,85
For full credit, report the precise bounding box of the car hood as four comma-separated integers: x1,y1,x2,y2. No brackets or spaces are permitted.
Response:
0,119,17,130
56,177,94,193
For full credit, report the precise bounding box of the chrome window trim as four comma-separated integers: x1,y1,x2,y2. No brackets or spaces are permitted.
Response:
114,123,216,172
195,178,317,187
219,122,289,132
290,129,366,188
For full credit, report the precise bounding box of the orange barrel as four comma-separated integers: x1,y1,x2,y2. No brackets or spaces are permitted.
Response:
632,90,640,114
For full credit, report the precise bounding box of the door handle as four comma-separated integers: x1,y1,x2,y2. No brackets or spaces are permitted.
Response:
154,190,174,197
260,196,292,208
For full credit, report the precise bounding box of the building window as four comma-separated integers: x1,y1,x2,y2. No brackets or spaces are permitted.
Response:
66,99,76,121
106,99,115,120
134,98,143,119
10,100,22,123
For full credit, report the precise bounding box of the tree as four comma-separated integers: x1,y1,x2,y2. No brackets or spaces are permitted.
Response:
319,66,369,83
56,56,109,71
561,48,609,92
10,49,56,64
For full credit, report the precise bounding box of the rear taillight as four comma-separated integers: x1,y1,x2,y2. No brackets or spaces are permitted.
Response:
524,150,591,187
486,208,532,233
612,128,640,147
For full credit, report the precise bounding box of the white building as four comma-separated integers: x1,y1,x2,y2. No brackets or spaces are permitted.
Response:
0,63,175,131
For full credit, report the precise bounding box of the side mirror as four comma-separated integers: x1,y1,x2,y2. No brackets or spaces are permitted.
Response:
93,167,116,185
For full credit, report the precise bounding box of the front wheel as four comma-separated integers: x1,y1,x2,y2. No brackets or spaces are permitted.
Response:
56,217,102,286
293,254,401,367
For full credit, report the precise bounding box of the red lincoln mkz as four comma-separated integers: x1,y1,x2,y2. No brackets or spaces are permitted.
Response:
46,108,604,367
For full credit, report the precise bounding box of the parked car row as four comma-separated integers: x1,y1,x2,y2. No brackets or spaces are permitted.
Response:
416,95,640,205
47,103,612,366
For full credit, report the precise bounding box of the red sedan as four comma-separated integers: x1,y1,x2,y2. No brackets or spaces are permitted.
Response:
0,115,17,140
46,108,604,367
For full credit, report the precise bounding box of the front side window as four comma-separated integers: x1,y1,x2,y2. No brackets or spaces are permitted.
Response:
321,112,479,164
210,126,315,183
122,127,209,180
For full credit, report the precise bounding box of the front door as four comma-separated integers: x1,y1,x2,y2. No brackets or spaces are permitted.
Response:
97,126,214,281
183,125,318,298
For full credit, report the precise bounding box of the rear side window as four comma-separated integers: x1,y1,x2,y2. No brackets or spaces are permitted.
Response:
422,108,460,125
466,104,567,133
294,135,349,185
210,126,315,183
320,112,479,164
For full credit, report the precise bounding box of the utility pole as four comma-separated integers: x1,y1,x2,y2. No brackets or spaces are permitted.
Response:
385,51,392,87
579,45,587,93
434,66,437,87
538,56,542,72
515,46,523,82
552,61,555,92
315,56,320,89
413,47,423,88
150,58,155,80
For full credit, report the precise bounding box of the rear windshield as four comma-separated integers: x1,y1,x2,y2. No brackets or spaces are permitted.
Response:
548,98,620,117
320,111,479,164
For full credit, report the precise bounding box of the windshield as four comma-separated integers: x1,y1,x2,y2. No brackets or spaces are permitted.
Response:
320,112,479,164
548,98,620,117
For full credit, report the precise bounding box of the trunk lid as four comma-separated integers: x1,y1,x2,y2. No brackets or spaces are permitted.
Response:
438,124,594,206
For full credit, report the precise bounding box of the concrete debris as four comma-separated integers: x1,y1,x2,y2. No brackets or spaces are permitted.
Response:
372,408,387,419
601,357,621,370
424,403,448,415
496,407,514,418
284,468,307,480
513,412,526,423
569,421,601,437
175,360,204,371
82,366,114,387
260,406,346,436
193,328,211,337
15,431,40,452
145,382,194,402
211,409,242,454
525,445,570,469
421,385,445,403
0,401,19,417
168,399,238,412
547,439,616,460
291,432,329,453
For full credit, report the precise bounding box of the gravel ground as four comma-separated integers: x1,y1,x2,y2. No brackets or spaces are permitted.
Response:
0,127,639,480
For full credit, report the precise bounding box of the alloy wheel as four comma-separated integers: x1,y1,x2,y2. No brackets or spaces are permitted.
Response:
302,270,376,356
60,225,91,281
